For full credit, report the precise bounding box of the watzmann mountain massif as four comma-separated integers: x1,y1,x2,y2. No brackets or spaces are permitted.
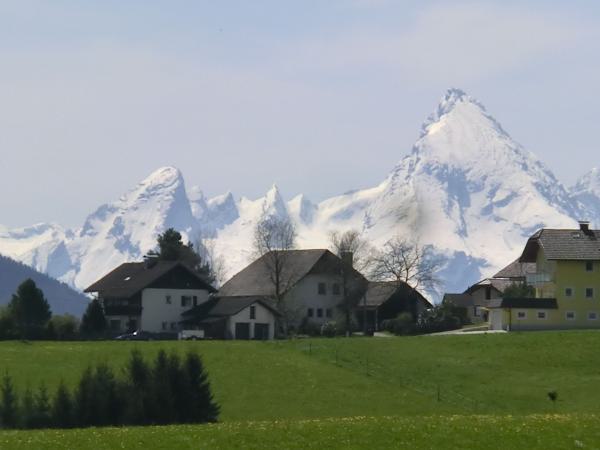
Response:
1,89,599,314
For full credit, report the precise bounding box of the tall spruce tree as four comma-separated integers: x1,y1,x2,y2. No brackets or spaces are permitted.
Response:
52,381,73,428
184,352,219,423
0,373,18,428
151,228,214,284
8,279,51,339
80,299,107,338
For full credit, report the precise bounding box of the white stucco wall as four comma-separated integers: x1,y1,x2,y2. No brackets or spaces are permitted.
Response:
285,274,345,327
140,288,210,333
226,302,276,339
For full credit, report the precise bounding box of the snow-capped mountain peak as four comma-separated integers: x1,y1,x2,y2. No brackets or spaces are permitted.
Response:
571,168,600,223
262,184,288,218
572,167,600,197
0,89,594,305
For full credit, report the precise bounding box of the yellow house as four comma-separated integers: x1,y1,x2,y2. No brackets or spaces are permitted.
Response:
489,222,600,331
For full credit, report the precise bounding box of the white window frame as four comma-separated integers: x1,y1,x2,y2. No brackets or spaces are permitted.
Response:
565,311,576,320
564,287,574,298
588,311,598,321
536,311,547,320
586,287,594,299
516,311,527,320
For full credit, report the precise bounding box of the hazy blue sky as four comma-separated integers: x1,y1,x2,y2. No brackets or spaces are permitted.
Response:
1,0,599,227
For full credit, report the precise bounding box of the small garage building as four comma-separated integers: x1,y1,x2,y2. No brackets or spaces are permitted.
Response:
181,296,279,340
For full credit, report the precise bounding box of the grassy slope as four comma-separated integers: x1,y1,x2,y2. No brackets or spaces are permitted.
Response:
1,415,599,450
2,331,600,448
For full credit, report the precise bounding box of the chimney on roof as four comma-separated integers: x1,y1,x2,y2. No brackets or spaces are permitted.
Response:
144,254,159,269
341,251,354,268
579,221,593,236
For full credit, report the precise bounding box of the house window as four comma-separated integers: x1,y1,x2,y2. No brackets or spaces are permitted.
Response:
537,311,547,320
193,296,198,307
588,311,598,320
473,307,480,317
162,321,168,331
586,288,594,299
250,306,256,320
307,308,314,318
318,283,327,295
165,295,172,304
586,261,594,272
109,319,121,331
517,311,527,320
565,287,574,298
485,286,492,300
325,308,332,318
181,296,192,307
332,283,341,295
170,322,177,331
565,311,576,320
317,308,323,318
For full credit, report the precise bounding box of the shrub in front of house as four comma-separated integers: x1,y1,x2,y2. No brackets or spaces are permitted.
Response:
382,312,416,335
416,303,462,334
298,318,322,336
320,321,337,337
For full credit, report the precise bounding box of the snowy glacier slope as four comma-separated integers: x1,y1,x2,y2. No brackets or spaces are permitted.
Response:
0,89,594,300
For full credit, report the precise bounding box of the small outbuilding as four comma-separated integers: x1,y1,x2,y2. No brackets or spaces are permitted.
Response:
181,296,280,340
356,281,431,331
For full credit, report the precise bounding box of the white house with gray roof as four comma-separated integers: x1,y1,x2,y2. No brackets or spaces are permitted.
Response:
217,249,367,332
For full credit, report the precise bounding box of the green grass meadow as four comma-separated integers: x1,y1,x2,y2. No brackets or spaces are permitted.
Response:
1,331,600,448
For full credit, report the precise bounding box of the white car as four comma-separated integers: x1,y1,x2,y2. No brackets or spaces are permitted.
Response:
178,329,205,340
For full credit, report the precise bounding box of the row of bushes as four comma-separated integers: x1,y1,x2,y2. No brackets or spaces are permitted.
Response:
0,349,219,429
297,318,357,337
381,304,469,335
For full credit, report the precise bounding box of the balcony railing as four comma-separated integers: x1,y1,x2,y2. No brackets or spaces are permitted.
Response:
525,272,554,286
104,305,142,316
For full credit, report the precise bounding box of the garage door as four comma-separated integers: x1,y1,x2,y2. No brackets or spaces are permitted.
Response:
235,322,250,340
254,323,269,340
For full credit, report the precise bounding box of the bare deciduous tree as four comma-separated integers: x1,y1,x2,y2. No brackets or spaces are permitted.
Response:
193,231,229,288
328,230,370,335
370,237,441,292
253,214,297,331
329,229,374,273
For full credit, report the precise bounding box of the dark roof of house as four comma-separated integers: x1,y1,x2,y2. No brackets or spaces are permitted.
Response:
210,296,279,316
493,259,536,279
84,260,216,297
520,228,600,262
487,297,558,309
364,281,432,307
218,249,364,297
465,278,514,295
181,295,280,323
442,293,473,308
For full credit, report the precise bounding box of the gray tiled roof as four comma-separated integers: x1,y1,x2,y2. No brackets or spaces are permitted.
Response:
218,249,360,297
521,228,600,262
209,296,279,316
493,259,536,278
364,281,431,308
84,261,216,298
442,293,473,308
487,297,558,309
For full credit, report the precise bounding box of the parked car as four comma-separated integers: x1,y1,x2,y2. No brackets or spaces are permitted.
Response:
114,330,154,341
178,329,205,340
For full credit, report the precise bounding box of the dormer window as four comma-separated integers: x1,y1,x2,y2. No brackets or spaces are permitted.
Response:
318,283,326,295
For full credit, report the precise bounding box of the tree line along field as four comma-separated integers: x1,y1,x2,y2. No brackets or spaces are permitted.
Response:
2,332,600,448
